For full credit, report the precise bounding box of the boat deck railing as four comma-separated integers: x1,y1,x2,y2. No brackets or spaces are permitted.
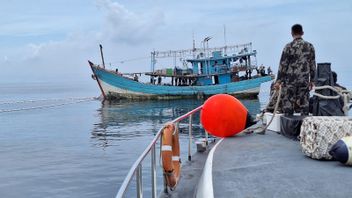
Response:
115,105,205,198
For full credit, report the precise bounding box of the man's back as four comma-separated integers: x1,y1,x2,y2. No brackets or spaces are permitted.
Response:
273,24,316,115
278,38,316,85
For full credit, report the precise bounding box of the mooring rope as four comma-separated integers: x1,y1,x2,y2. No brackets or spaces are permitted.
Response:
260,85,282,133
242,85,282,135
0,97,97,113
0,97,95,105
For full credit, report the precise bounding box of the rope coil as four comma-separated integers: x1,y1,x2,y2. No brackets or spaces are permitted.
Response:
312,85,352,115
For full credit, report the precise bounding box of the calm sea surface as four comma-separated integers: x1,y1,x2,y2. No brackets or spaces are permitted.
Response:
0,80,323,197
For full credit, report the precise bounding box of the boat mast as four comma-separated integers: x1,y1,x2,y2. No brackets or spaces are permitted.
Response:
202,38,206,74
99,44,106,69
192,31,196,58
248,43,252,68
150,51,156,72
223,25,227,55
173,53,177,68
203,36,212,75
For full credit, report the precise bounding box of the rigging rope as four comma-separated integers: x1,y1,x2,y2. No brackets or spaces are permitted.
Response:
108,56,150,65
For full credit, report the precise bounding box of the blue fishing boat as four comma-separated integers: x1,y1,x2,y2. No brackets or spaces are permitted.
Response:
89,42,273,100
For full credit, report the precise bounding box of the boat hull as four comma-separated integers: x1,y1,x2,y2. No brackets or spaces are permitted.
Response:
91,65,272,100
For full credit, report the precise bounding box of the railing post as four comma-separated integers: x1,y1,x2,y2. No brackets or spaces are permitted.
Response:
151,144,157,198
205,130,209,146
188,114,193,161
136,164,143,198
163,175,168,194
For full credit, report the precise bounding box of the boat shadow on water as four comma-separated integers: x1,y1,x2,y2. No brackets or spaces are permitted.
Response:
89,98,261,148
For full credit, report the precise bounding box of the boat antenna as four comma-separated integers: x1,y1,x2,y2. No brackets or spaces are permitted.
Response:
99,44,106,69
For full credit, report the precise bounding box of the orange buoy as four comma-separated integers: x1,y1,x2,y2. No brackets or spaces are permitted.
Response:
200,94,249,137
161,123,181,189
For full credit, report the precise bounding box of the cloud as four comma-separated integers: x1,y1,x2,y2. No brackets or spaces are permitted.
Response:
96,0,164,44
0,0,167,84
1,0,352,87
8,0,165,63
23,30,99,60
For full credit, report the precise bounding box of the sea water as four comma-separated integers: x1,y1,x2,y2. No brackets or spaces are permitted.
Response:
2,79,347,198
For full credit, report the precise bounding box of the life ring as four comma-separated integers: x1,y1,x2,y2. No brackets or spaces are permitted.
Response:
161,123,181,189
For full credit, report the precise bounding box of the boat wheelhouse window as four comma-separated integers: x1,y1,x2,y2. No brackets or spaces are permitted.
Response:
199,62,203,74
212,75,219,85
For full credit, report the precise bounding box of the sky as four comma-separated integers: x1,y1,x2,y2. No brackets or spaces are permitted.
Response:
0,0,351,85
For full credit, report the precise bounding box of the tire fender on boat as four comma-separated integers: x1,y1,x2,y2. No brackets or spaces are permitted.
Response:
161,123,181,189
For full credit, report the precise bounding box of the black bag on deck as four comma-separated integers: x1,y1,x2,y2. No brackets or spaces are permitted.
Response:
280,115,306,140
311,63,344,116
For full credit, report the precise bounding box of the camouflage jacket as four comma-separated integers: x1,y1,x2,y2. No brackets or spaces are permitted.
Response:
277,38,316,85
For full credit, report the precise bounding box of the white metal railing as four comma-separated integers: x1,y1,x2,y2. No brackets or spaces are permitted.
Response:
116,105,204,198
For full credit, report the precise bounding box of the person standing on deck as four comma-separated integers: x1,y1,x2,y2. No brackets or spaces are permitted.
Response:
267,66,272,75
273,24,316,115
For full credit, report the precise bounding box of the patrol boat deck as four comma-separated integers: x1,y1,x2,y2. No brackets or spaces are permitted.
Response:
116,109,352,198
195,130,352,198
